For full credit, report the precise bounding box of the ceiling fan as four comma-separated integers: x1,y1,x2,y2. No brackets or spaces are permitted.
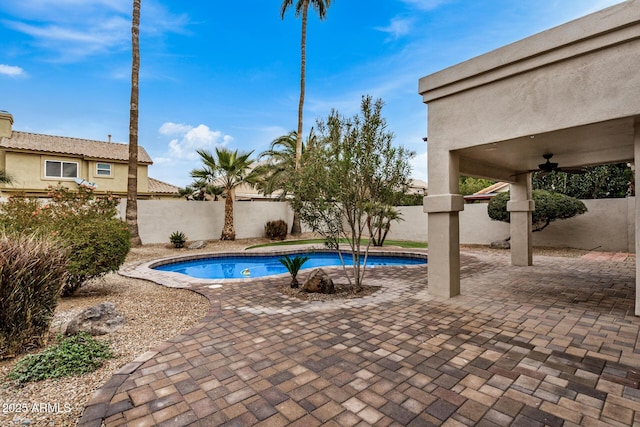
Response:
512,153,587,177
536,153,587,174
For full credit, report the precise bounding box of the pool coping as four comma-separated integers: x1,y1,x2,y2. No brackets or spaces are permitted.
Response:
118,245,428,288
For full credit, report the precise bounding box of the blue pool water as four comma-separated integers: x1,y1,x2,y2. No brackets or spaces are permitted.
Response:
154,252,426,279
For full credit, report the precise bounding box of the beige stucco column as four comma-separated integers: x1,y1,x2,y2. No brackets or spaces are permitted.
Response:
635,121,640,316
507,174,534,266
423,149,464,298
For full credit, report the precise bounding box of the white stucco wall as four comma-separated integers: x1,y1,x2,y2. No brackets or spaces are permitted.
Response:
119,200,295,244
532,198,634,252
118,198,635,252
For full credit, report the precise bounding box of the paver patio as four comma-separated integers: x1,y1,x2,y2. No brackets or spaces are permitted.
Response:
78,248,640,426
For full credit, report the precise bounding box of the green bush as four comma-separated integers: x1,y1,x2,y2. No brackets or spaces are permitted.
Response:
169,230,187,248
0,233,69,359
265,220,288,240
0,185,131,296
488,189,588,232
59,217,131,296
8,333,112,383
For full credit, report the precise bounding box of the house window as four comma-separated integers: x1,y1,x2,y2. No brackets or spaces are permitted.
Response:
45,160,78,179
96,163,112,176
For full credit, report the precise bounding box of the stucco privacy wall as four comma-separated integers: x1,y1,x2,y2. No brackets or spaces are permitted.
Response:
119,199,634,251
118,200,295,244
387,199,634,252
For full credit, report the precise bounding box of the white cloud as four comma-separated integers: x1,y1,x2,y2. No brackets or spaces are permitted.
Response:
0,0,189,62
410,151,428,183
375,17,414,40
159,122,233,160
0,64,26,77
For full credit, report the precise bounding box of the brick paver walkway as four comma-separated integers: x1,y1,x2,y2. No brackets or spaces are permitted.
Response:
78,249,640,426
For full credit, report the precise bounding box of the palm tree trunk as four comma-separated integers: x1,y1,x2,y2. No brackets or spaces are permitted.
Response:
291,212,302,235
291,1,308,236
126,0,142,247
221,188,236,240
295,1,308,171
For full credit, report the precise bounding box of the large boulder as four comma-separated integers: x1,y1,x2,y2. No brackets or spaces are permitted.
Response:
302,269,335,294
490,239,511,249
64,302,125,336
188,240,207,249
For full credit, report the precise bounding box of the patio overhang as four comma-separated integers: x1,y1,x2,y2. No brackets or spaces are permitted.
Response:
418,0,640,312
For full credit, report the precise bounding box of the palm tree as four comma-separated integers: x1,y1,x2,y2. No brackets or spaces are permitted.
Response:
126,0,142,246
279,255,310,288
0,170,12,184
256,131,298,197
366,203,403,247
191,148,258,240
256,130,315,234
280,0,332,231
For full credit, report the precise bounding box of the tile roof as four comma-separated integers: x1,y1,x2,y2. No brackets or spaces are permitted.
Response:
473,181,509,195
148,177,180,194
0,131,153,164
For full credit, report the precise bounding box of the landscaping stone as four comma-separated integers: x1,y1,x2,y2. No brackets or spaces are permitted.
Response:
490,239,510,249
188,240,207,250
302,268,335,294
64,302,125,336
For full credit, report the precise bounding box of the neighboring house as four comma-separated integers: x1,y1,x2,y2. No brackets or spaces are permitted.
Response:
407,179,428,196
148,177,181,200
464,181,509,203
0,111,178,199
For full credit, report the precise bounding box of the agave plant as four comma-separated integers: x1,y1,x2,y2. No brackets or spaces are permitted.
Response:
169,231,187,248
279,255,310,288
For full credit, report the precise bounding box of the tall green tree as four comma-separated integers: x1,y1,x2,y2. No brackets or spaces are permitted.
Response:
126,0,142,246
191,148,259,240
291,96,414,291
459,176,495,196
280,0,332,234
532,163,632,199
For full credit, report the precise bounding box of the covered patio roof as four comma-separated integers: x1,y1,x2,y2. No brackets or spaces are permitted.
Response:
419,0,640,313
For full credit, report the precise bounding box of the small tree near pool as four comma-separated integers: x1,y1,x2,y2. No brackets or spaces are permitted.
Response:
291,95,414,291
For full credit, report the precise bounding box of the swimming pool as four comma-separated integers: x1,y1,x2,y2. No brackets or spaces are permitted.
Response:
154,251,427,280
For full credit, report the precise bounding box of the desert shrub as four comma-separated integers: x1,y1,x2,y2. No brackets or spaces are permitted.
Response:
265,219,288,240
0,233,69,359
58,217,130,296
488,189,587,232
8,333,112,383
0,185,130,296
169,230,187,248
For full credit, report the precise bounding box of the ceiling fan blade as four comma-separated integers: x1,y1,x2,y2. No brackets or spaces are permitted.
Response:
557,167,587,174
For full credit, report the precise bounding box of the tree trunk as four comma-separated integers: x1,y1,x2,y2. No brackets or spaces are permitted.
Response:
221,188,236,240
291,2,308,236
126,0,142,247
291,211,302,235
295,1,308,172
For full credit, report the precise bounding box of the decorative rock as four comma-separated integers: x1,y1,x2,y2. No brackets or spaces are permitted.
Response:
490,239,510,249
64,302,125,336
188,240,207,249
302,269,335,294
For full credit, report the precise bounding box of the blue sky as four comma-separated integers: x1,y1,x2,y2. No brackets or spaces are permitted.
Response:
0,0,624,187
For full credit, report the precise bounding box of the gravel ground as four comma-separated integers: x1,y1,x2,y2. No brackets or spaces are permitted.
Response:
0,237,593,426
0,238,263,427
